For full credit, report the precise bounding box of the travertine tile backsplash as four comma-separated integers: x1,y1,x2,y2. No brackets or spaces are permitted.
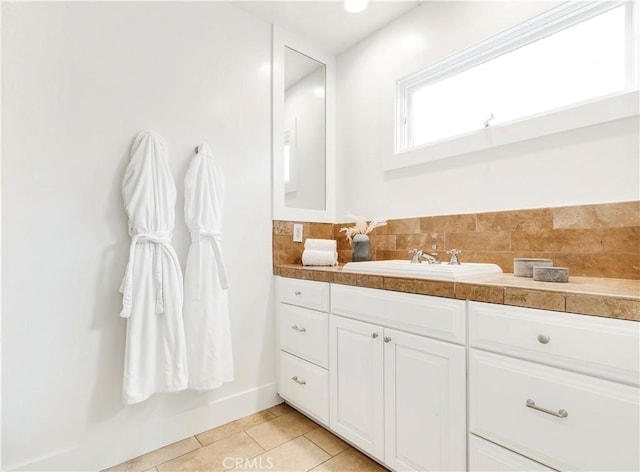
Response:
273,201,639,280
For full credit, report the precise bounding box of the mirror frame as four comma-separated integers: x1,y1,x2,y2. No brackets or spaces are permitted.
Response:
272,25,336,223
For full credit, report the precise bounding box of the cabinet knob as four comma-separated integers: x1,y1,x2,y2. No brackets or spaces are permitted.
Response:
371,332,379,339
384,336,392,343
291,376,306,385
537,334,550,344
294,290,302,296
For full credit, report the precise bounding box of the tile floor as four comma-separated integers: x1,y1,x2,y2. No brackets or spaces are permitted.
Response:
106,403,389,471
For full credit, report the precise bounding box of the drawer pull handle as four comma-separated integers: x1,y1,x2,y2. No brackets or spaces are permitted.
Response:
371,333,379,339
294,291,302,296
537,334,550,344
290,325,306,333
384,336,392,343
526,399,568,418
291,376,306,385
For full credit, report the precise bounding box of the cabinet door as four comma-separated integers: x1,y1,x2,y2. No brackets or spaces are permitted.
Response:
384,328,466,471
330,315,385,461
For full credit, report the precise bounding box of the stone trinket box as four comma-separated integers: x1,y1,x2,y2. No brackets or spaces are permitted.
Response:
514,258,554,277
533,266,569,283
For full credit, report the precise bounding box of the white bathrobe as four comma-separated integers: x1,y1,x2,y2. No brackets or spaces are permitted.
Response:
120,130,188,404
183,143,234,390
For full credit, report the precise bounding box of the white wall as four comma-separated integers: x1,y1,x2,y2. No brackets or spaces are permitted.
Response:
1,2,276,470
284,67,326,210
336,1,640,220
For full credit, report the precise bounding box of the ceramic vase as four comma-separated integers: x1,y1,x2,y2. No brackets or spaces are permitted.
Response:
351,234,372,262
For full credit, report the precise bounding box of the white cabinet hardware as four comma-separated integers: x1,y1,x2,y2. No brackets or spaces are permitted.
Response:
371,332,379,338
383,336,391,343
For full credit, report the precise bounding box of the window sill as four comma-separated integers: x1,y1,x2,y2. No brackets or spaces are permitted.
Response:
386,90,639,172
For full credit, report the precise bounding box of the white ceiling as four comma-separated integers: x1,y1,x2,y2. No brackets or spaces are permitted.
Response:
235,1,421,55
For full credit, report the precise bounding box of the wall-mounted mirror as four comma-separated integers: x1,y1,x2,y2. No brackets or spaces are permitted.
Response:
273,27,335,222
284,47,326,210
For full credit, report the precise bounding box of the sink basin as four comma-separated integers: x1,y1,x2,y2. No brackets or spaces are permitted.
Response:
342,260,502,281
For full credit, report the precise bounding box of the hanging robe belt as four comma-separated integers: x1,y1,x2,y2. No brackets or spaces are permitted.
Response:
120,231,173,318
190,229,230,297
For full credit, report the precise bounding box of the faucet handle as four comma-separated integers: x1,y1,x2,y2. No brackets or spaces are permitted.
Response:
447,249,462,265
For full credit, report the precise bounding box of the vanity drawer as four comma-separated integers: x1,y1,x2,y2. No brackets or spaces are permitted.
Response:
469,350,640,471
278,303,328,368
331,284,466,344
469,301,640,385
278,350,329,425
469,435,556,471
277,277,330,312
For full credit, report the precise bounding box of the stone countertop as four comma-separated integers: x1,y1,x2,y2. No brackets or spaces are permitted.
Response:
273,264,640,322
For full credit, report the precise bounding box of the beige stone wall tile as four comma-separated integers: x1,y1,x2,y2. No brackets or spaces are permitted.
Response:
383,276,415,293
310,447,387,472
511,229,602,253
369,234,397,251
273,250,301,266
566,295,640,321
376,250,410,261
414,279,455,298
386,217,421,235
603,227,640,253
244,411,318,451
231,437,329,471
395,233,444,251
196,411,276,446
553,253,640,280
504,288,565,311
306,223,334,239
273,235,298,251
420,214,476,233
106,438,201,471
337,250,351,264
553,201,640,229
273,221,293,236
305,428,349,456
455,283,504,303
157,432,262,472
477,208,553,232
452,251,515,272
446,231,511,252
336,236,351,251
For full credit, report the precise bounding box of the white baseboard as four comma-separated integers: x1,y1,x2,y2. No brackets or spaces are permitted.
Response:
7,382,281,471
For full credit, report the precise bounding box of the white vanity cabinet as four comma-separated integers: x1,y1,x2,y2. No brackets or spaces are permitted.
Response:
275,277,330,425
330,284,467,471
468,301,640,471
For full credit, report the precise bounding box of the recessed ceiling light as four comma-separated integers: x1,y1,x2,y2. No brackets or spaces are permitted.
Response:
344,0,369,14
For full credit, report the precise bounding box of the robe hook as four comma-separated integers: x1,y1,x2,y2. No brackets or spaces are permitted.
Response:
195,146,199,154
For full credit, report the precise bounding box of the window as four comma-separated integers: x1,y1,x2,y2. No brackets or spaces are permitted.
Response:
396,1,638,155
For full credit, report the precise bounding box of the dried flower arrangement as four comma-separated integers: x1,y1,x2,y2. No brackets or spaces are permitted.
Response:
339,216,387,244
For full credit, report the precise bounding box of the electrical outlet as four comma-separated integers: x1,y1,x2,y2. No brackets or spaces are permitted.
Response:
293,223,303,243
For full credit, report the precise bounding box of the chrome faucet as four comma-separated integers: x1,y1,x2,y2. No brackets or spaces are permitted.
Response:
447,249,462,265
409,246,441,264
